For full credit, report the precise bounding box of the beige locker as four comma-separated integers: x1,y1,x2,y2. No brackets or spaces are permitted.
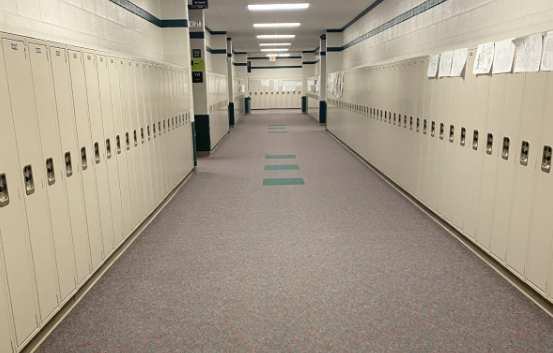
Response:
68,48,105,269
424,76,441,211
0,264,14,353
97,55,124,246
149,65,166,201
286,90,292,108
253,80,260,109
505,72,547,277
270,81,276,108
489,72,525,262
28,41,78,303
277,84,283,109
156,66,170,196
0,40,40,348
526,71,553,293
417,58,433,204
49,46,92,285
2,37,60,324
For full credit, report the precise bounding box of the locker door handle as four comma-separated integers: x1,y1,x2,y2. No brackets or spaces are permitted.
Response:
23,165,35,196
94,142,101,164
541,145,552,173
126,133,131,150
520,141,530,166
449,125,454,142
403,116,407,128
0,173,9,207
81,147,88,170
486,134,493,155
65,152,73,177
460,128,466,146
106,139,112,159
153,124,157,138
439,123,444,140
416,118,420,132
502,137,510,160
134,130,138,146
116,135,122,154
147,126,151,141
409,117,413,130
472,130,479,150
46,158,56,186
423,119,427,134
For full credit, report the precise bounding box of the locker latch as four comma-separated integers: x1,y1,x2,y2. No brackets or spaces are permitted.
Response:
388,112,392,124
159,122,162,135
116,135,122,154
94,142,101,164
439,123,444,140
449,125,454,143
23,165,35,196
0,174,9,207
472,130,479,151
81,147,88,170
502,137,510,160
520,141,530,166
486,134,493,155
423,119,427,134
65,152,73,177
140,128,145,144
416,118,420,132
403,115,407,128
147,126,151,141
133,130,138,147
153,124,157,138
409,117,413,130
126,133,131,150
106,139,112,159
460,128,466,146
46,158,55,186
541,145,552,173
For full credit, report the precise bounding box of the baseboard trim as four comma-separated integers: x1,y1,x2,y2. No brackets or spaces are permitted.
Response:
198,131,230,157
306,113,324,126
23,169,196,353
326,129,553,319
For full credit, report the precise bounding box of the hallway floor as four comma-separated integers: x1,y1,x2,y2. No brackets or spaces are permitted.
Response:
37,110,553,352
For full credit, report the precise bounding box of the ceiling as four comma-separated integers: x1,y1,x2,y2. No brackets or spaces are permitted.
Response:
188,0,376,54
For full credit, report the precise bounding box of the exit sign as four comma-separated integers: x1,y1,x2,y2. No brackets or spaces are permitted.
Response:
269,56,276,62
191,0,208,9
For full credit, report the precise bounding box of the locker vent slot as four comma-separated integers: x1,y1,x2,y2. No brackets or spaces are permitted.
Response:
133,130,138,147
423,119,427,134
23,165,35,196
486,134,493,155
65,152,73,177
81,147,88,170
449,125,454,143
116,135,121,154
0,174,9,207
431,121,435,137
502,137,510,160
416,118,420,133
460,128,466,146
94,142,101,164
520,141,530,166
140,128,145,144
439,123,444,140
106,139,112,159
46,158,55,186
472,130,479,150
542,146,552,173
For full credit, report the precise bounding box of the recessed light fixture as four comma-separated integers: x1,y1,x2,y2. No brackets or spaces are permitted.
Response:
248,3,309,10
259,43,291,46
254,23,300,28
265,54,291,57
257,35,295,39
261,49,289,52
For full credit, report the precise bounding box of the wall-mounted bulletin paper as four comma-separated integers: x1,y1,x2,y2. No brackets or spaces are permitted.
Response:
473,42,495,74
541,31,553,71
438,51,454,77
493,39,516,74
450,48,468,76
427,54,440,77
514,34,543,73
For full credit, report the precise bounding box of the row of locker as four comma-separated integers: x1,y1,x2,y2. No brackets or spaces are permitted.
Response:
207,72,228,113
326,47,553,303
0,32,194,353
249,79,302,109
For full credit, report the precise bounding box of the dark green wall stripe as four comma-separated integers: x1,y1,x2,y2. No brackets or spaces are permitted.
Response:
247,57,302,60
233,50,247,55
108,0,188,28
327,0,449,52
206,46,226,54
195,115,211,151
328,0,385,32
206,26,227,35
228,103,235,125
233,63,247,66
302,60,320,64
190,32,205,39
319,101,327,124
302,47,319,53
251,66,302,70
301,96,307,113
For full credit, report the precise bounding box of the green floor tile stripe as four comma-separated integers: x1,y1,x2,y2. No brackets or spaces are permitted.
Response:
268,131,287,133
265,155,296,159
263,178,305,186
268,127,287,130
268,125,285,126
264,164,300,171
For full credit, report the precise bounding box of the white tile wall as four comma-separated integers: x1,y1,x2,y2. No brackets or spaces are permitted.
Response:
0,0,164,60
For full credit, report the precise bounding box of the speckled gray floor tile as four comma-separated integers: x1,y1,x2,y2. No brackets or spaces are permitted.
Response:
35,110,553,353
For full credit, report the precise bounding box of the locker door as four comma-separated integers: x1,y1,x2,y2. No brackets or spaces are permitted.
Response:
286,88,292,108
118,59,141,229
29,41,77,303
68,49,105,269
2,37,60,324
505,72,547,277
424,75,440,211
0,40,39,348
417,58,432,204
97,55,124,246
277,83,283,109
149,65,165,202
526,70,553,293
489,72,525,262
49,47,92,285
270,81,276,108
259,81,265,109
253,80,259,109
107,57,133,238
157,66,170,195
0,263,14,353
140,64,158,205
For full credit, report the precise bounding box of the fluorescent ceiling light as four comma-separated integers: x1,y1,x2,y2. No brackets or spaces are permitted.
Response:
261,49,289,52
248,3,309,11
266,54,291,57
257,35,295,39
254,23,300,28
259,43,291,46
